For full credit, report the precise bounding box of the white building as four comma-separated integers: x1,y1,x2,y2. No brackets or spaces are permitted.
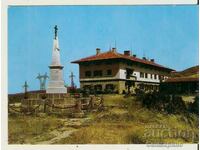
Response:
72,48,174,94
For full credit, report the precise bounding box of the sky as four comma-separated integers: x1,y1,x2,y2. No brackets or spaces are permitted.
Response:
8,6,199,94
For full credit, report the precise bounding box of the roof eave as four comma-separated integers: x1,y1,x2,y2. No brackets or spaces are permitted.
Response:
71,60,81,64
71,56,175,72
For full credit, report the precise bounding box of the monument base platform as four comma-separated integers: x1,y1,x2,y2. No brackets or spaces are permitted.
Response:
46,87,66,93
47,80,66,93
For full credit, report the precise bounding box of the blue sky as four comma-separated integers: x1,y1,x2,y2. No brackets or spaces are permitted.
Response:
8,6,198,94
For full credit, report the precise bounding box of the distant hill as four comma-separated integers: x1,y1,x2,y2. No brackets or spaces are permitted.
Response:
170,65,199,78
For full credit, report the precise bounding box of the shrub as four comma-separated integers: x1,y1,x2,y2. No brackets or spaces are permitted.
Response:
135,89,187,114
128,133,146,144
188,96,199,115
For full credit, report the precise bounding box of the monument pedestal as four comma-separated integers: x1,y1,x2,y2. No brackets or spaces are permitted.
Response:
47,66,66,93
47,81,66,93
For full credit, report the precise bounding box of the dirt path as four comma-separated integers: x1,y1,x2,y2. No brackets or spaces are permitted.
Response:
36,118,91,144
37,129,77,144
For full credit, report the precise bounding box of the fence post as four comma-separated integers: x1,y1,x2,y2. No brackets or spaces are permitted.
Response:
89,96,95,110
28,100,30,113
75,99,82,113
100,96,104,108
52,104,54,112
43,99,46,113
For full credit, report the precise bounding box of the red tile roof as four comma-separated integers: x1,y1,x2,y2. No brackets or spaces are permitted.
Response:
165,77,199,83
71,51,174,71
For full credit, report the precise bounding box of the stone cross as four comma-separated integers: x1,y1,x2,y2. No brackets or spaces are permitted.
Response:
22,81,29,93
69,72,75,88
54,25,58,39
36,73,49,90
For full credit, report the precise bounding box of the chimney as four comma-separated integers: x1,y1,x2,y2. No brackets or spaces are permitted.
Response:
133,54,136,58
150,59,155,62
124,50,131,56
96,48,101,55
142,57,147,60
112,47,116,53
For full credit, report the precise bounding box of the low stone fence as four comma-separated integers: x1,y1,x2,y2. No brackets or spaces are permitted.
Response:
9,93,104,116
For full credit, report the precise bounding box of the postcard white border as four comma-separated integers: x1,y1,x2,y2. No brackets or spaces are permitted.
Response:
1,0,199,150
5,0,199,5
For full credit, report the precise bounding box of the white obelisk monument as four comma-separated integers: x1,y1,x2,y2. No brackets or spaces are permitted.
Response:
47,25,66,93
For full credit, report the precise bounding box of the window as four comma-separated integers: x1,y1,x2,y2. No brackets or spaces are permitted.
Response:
154,74,157,79
159,75,164,80
85,71,91,77
106,69,112,76
145,73,148,78
161,75,164,80
150,74,153,79
93,70,102,77
105,84,115,93
105,84,114,90
94,85,103,91
105,61,112,65
140,72,144,78
83,85,91,91
139,84,144,90
127,62,133,66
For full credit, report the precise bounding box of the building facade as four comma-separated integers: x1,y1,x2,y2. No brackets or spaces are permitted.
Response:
72,48,174,94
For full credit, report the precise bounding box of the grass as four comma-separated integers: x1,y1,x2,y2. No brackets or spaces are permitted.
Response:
8,114,64,144
8,94,199,144
56,109,198,144
103,94,127,106
56,95,199,144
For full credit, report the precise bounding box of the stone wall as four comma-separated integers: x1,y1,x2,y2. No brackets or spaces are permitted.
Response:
9,93,75,106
